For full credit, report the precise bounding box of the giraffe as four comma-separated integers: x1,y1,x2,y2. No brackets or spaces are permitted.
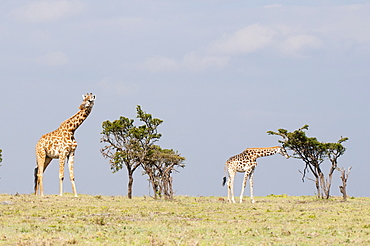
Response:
222,146,289,203
34,93,96,197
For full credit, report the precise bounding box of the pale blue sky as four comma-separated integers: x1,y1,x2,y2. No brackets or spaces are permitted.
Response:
0,1,369,198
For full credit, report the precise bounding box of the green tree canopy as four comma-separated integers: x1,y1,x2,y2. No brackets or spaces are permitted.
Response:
101,106,162,199
268,125,348,199
100,105,185,199
143,145,185,199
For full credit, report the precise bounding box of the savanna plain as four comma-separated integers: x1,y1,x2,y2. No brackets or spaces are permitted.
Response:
0,194,369,245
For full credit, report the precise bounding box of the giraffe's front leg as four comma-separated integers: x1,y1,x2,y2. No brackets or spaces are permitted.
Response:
59,156,66,196
249,169,255,204
68,152,78,197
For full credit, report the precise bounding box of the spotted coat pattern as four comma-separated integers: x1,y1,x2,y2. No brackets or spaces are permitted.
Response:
223,146,289,203
34,93,96,197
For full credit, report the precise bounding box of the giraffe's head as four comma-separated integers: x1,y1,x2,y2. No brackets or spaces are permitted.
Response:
278,146,290,159
79,93,96,110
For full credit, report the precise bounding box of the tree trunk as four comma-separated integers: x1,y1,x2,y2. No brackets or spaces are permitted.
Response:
316,177,322,199
314,166,322,199
324,179,331,199
127,173,134,199
168,176,173,199
144,165,161,199
319,172,327,199
324,171,334,199
163,176,170,199
323,159,337,199
339,167,351,201
151,178,160,199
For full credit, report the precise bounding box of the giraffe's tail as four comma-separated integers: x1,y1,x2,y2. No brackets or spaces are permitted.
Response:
34,166,38,192
222,162,228,186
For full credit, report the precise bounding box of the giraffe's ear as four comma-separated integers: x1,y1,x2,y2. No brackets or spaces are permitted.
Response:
82,94,87,100
92,95,96,100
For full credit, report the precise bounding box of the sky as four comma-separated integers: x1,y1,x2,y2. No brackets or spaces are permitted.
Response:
0,1,369,198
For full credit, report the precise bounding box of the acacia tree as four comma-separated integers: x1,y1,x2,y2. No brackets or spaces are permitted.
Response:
268,125,348,199
143,146,185,199
100,105,162,199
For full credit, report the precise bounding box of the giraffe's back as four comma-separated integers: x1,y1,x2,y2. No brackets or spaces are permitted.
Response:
36,129,77,159
226,152,256,173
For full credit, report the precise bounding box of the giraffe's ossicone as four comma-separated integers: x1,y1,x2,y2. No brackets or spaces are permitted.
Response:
34,93,96,197
223,146,289,203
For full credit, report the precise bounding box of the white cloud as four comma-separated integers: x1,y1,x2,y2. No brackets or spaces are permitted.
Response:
207,23,324,59
37,51,69,67
183,52,230,71
281,35,322,57
14,1,85,23
203,4,370,60
136,52,229,73
208,24,276,55
136,22,324,73
133,3,370,74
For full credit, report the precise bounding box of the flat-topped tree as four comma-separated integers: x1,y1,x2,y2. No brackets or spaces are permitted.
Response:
268,125,348,199
100,105,162,199
143,145,185,199
101,105,185,199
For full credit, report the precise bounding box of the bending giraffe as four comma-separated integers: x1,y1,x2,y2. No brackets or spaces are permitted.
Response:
222,146,289,203
34,93,96,197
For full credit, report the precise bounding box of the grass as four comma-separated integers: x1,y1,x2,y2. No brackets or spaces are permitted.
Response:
0,194,369,245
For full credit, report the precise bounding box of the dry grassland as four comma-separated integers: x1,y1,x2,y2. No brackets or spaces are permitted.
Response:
0,194,369,245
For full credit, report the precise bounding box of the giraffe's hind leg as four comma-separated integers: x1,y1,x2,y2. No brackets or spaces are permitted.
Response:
226,178,231,203
35,152,52,196
227,171,236,203
34,167,41,196
240,171,250,203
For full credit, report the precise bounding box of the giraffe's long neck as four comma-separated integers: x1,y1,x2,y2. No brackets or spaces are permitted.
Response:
59,107,92,133
249,147,280,159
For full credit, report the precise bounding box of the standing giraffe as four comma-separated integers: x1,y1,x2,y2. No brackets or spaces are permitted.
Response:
222,146,289,203
34,93,96,197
